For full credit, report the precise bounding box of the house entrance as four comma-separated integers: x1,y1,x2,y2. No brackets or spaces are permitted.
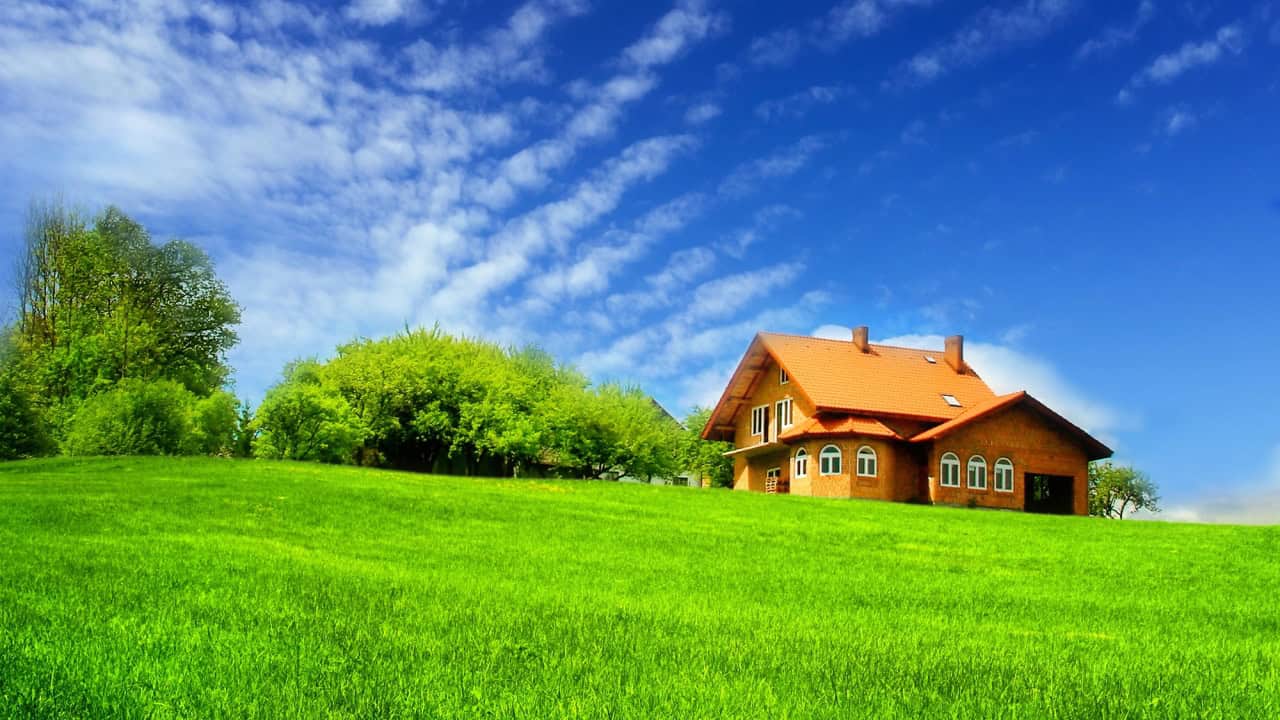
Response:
1024,474,1074,514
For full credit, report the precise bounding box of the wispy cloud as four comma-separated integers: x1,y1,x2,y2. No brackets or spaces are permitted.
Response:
1074,0,1155,63
1161,105,1197,136
684,101,722,124
749,0,936,67
718,135,827,197
719,204,801,258
754,85,849,122
346,0,433,26
1118,22,1247,103
892,0,1076,87
622,0,729,68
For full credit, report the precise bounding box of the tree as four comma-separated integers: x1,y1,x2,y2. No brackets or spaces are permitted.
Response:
253,361,364,463
62,379,196,456
13,200,240,403
0,330,53,459
679,407,734,488
1089,461,1160,519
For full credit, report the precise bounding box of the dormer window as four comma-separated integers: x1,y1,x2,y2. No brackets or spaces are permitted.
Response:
942,394,961,407
779,367,789,384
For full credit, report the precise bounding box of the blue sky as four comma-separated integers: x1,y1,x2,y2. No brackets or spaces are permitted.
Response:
1,0,1278,521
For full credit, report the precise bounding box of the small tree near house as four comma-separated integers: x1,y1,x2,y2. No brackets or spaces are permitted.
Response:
1089,461,1160,519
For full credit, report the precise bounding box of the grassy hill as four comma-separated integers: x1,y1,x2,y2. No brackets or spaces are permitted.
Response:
1,458,1276,719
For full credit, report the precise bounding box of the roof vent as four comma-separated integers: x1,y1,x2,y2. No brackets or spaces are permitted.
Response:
924,355,937,364
942,394,962,407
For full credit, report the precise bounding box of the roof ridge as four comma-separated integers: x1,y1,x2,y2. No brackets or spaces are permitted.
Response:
759,330,945,354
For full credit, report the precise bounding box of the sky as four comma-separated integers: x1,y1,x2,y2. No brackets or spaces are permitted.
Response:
1,0,1278,522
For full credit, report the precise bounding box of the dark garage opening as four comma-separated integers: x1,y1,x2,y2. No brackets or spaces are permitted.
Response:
1025,474,1074,515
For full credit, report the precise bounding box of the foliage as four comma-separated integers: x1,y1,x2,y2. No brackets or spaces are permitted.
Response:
13,199,240,404
1,456,1276,718
253,361,364,463
0,332,53,460
62,379,196,456
678,406,733,488
1089,461,1161,519
186,391,239,456
232,402,257,458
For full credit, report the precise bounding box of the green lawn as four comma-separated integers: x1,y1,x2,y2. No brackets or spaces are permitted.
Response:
1,457,1277,718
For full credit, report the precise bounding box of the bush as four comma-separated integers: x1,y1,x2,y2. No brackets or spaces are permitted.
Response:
0,369,53,460
253,361,364,463
187,391,239,456
63,379,196,456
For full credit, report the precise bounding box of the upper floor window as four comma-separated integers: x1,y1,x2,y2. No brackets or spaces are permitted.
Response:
967,455,988,490
856,446,878,477
940,453,960,487
779,367,789,384
820,445,842,475
994,458,1014,493
776,398,793,433
794,448,808,478
751,405,767,438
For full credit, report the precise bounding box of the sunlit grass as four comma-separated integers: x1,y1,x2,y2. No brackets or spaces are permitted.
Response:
1,456,1277,718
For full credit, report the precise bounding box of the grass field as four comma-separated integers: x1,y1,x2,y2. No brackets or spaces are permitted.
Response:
1,457,1277,718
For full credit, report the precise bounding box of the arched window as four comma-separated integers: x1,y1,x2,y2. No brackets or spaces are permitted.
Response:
940,453,960,487
967,455,988,490
819,445,842,475
994,458,1014,493
794,448,809,478
856,446,878,477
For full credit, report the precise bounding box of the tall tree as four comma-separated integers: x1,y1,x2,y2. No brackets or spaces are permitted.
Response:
1089,462,1160,519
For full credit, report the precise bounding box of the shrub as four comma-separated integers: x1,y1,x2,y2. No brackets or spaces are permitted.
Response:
253,361,364,463
187,391,239,456
0,368,53,460
63,379,196,456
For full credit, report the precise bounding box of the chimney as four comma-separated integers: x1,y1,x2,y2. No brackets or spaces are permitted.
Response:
944,334,965,373
852,325,869,353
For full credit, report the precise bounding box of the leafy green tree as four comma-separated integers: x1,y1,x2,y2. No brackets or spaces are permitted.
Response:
679,407,733,488
0,331,53,460
253,361,364,463
233,401,257,458
63,379,196,456
14,200,240,404
186,391,239,456
1089,461,1160,519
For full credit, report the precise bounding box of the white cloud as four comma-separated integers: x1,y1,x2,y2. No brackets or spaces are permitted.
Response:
893,0,1076,86
622,0,728,68
1120,23,1247,100
1074,0,1154,62
754,85,847,121
811,324,851,341
719,204,801,258
684,101,722,125
878,333,1129,446
1153,446,1280,525
345,0,426,26
718,135,826,197
1162,105,1196,136
749,0,935,67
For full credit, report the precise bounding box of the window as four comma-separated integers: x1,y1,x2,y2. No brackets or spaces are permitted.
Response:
995,458,1014,493
967,455,988,490
779,367,789,384
940,453,960,487
820,445,842,475
856,446,878,477
924,355,937,364
765,468,781,494
776,398,793,434
794,448,809,478
751,405,767,438
942,394,962,407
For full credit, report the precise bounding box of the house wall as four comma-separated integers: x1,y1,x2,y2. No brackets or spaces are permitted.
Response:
731,356,814,449
779,437,910,501
925,404,1090,514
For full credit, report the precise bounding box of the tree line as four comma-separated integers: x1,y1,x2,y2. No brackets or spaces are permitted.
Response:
0,200,734,486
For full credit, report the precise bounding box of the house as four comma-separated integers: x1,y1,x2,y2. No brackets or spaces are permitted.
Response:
700,327,1111,514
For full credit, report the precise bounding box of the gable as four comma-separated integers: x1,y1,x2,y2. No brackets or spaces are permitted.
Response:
910,391,1113,461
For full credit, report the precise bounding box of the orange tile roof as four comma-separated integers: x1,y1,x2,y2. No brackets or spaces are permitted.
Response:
909,390,1113,460
758,332,997,421
779,415,901,441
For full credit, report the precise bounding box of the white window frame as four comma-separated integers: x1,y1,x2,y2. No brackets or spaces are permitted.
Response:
940,453,960,488
967,455,988,490
779,367,789,385
794,448,808,478
776,398,793,434
994,458,1014,493
942,394,962,408
819,445,842,476
751,405,767,438
856,446,878,477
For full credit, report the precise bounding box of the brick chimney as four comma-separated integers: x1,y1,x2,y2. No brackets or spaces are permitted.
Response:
944,334,965,373
852,325,869,353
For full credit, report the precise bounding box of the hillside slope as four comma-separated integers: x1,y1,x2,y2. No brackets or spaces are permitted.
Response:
1,457,1277,718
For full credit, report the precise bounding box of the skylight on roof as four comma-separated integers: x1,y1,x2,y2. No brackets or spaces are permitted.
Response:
942,394,962,407
924,355,937,364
